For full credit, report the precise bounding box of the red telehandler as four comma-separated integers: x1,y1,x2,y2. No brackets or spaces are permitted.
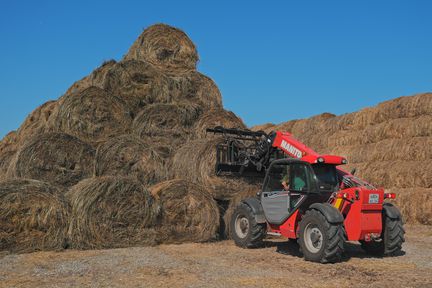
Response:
207,127,405,263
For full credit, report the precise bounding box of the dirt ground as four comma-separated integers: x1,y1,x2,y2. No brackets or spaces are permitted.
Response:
0,225,431,288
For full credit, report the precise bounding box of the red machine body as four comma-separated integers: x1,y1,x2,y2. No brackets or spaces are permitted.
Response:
209,126,404,262
269,131,384,242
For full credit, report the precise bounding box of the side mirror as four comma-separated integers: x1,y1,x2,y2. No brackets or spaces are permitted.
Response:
350,168,357,175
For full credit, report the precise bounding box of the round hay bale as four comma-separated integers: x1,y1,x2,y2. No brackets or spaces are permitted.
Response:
168,72,223,109
193,109,246,139
170,138,260,200
149,179,219,243
67,176,158,249
16,100,58,142
65,59,116,95
95,135,166,185
131,102,202,145
0,179,69,253
52,86,132,144
103,60,171,113
124,24,198,74
8,132,95,187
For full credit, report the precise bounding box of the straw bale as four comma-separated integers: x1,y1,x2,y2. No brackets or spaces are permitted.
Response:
52,86,132,144
0,179,69,253
150,179,219,243
103,60,171,113
132,102,201,144
124,24,198,74
7,132,95,187
95,134,166,185
67,176,158,249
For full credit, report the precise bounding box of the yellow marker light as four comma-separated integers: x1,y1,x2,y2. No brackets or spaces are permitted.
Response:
334,198,344,210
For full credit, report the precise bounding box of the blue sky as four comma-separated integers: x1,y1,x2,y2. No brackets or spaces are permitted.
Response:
0,1,431,138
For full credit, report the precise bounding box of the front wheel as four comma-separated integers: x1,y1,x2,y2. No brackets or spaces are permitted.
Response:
298,209,345,263
230,202,266,248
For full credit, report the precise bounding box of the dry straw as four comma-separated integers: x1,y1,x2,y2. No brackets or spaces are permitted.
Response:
95,134,166,185
103,60,171,113
0,150,15,181
0,131,18,154
66,176,159,249
168,72,223,109
131,102,202,146
52,86,132,144
150,179,219,243
170,138,261,200
389,188,432,225
0,179,69,253
7,132,95,187
124,23,198,74
65,60,116,95
193,109,246,139
16,100,58,142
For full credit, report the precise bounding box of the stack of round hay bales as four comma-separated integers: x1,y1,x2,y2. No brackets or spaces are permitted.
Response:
0,23,255,253
0,179,69,253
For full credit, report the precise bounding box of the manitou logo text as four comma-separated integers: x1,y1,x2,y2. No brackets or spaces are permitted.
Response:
281,140,302,158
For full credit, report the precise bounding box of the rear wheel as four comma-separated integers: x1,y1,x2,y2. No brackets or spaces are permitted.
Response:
298,209,345,263
230,202,266,248
361,206,405,256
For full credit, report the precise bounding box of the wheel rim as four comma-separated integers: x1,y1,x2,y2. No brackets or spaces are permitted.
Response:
304,223,323,253
235,214,249,239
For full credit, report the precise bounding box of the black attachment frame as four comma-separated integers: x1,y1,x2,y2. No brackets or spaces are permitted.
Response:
206,126,281,177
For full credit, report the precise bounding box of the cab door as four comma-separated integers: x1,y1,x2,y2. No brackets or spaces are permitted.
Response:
261,161,315,225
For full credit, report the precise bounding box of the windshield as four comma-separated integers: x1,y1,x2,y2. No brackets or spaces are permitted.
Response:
336,169,376,189
312,164,338,187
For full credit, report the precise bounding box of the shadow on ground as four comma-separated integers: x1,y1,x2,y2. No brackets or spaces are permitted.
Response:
268,239,405,262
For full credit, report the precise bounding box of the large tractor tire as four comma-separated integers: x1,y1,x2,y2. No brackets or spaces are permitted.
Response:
361,204,405,256
230,202,266,248
298,209,345,263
